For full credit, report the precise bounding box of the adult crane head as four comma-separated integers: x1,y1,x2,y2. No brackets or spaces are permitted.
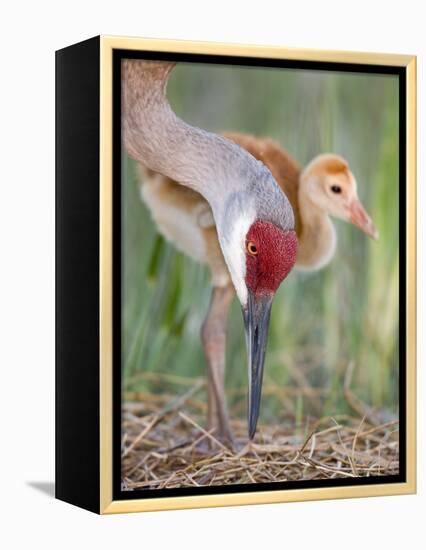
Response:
122,59,298,438
212,164,298,438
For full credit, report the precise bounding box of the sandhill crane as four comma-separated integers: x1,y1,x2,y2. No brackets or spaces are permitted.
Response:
138,131,377,442
123,60,298,441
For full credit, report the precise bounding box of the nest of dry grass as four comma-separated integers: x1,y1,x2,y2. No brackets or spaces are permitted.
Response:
121,373,399,491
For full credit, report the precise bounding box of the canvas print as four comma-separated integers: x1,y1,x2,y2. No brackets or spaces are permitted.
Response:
119,57,400,494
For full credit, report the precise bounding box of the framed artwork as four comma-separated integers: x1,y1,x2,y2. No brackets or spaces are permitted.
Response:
55,36,416,514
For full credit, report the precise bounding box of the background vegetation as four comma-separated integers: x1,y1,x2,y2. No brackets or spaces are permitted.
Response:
121,63,399,426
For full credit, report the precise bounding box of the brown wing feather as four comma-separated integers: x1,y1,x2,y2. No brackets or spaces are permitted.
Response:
222,132,303,236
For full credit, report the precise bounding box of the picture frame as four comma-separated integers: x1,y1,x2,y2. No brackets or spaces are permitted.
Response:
56,35,416,514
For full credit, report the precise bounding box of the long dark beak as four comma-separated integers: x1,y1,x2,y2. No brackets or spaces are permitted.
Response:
242,290,274,439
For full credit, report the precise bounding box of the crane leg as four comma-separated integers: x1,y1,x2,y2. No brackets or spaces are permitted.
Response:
201,284,235,445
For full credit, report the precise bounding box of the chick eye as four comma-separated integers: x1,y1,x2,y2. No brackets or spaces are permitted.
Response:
331,185,342,194
246,241,258,256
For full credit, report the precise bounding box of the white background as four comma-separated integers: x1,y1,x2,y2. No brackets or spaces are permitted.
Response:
1,1,423,548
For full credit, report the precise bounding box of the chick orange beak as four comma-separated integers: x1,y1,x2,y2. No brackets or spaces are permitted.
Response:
349,199,379,240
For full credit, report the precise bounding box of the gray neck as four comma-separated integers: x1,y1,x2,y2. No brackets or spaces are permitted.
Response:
122,60,293,231
123,61,252,212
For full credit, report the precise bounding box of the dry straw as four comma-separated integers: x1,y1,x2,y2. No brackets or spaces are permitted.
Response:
121,372,399,491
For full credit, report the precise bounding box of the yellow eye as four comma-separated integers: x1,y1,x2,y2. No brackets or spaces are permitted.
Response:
246,241,258,256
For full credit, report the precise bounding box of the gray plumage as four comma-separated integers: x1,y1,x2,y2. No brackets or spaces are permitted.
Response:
122,60,294,235
122,59,298,441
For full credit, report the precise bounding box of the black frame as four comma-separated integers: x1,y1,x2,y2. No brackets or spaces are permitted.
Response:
56,37,101,513
112,49,407,502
